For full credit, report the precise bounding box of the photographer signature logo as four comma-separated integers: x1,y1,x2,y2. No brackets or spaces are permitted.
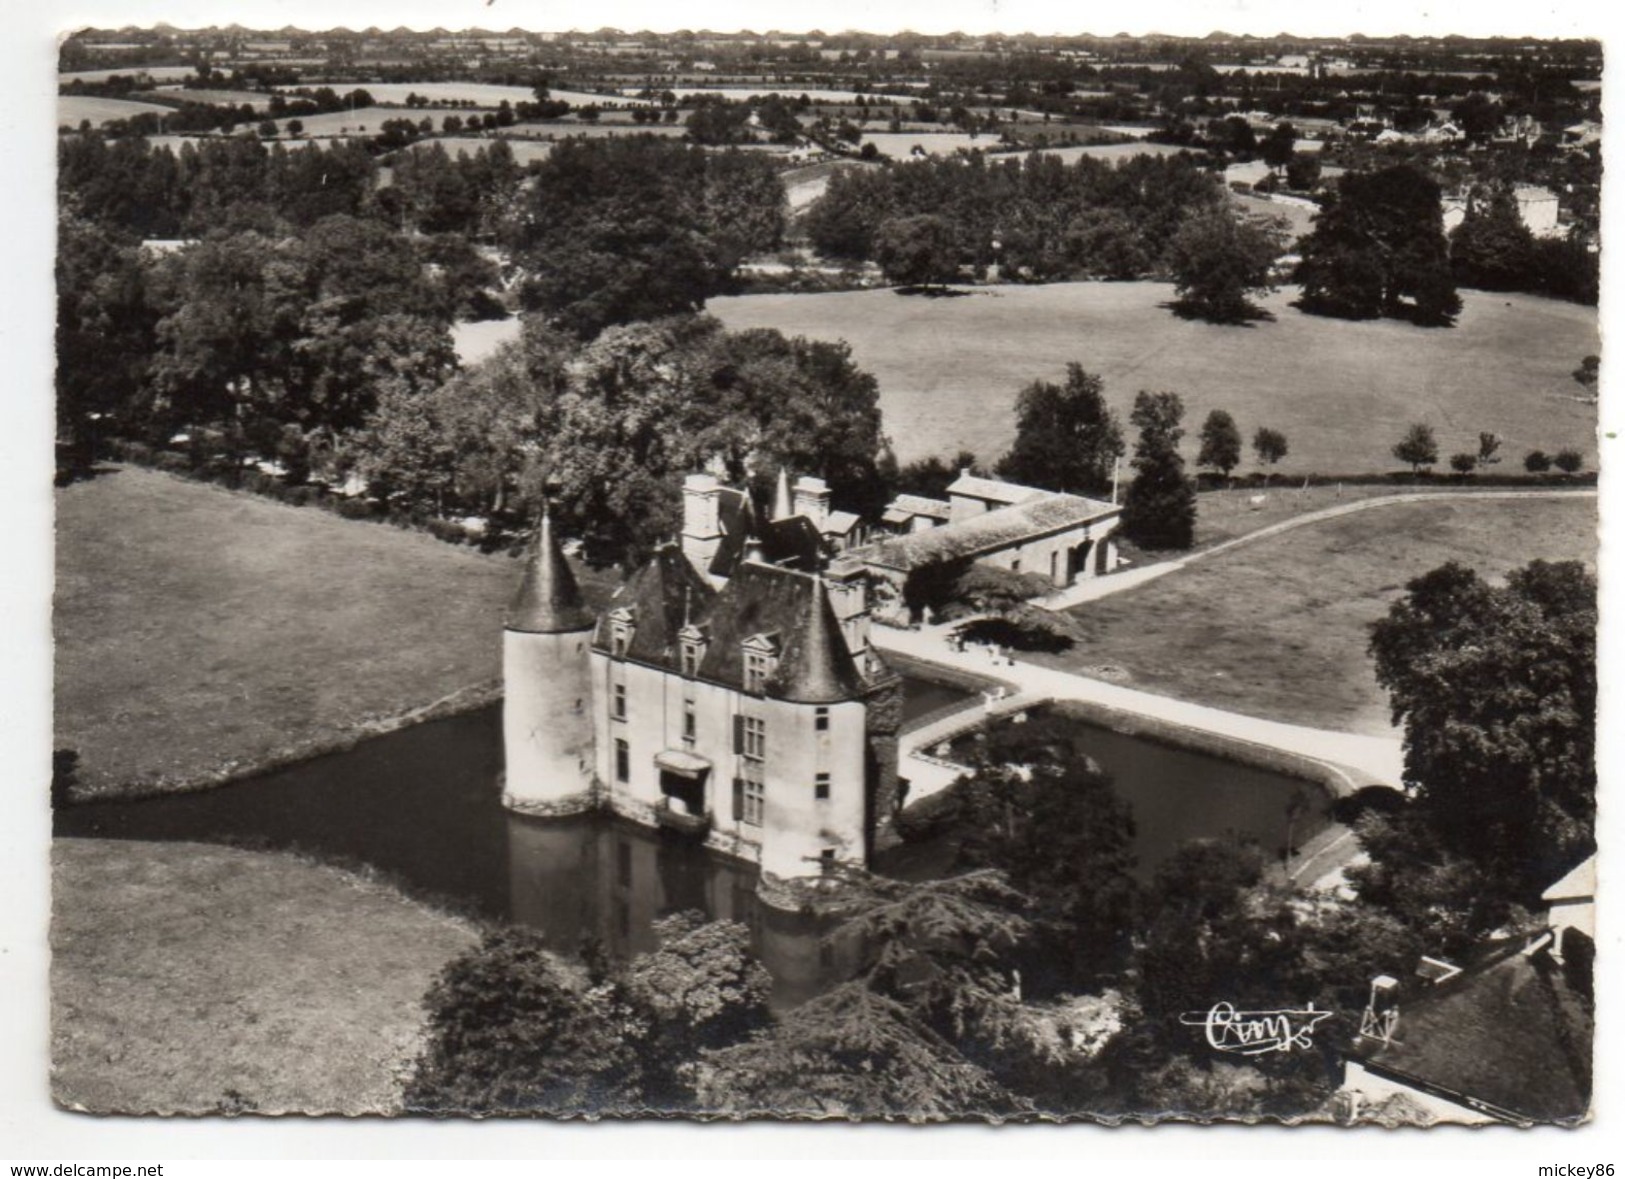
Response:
1179,1002,1333,1055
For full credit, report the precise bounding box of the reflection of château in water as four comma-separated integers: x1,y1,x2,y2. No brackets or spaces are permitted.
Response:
507,811,854,1008
502,470,903,904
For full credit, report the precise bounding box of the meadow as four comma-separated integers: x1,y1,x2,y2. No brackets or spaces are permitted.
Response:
52,839,476,1114
330,81,650,108
709,282,1599,469
1034,495,1596,734
53,466,615,799
151,86,275,109
56,94,174,127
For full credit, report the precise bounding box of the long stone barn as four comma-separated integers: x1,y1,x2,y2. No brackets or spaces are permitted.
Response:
837,473,1123,625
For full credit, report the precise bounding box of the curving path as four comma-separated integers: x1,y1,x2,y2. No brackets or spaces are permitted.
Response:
1040,487,1597,610
877,624,1404,793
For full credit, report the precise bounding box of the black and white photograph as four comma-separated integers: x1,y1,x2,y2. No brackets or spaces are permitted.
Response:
5,0,1614,1150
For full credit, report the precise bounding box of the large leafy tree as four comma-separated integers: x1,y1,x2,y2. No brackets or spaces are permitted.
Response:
995,364,1125,498
873,213,961,288
1120,390,1197,551
405,926,650,1114
1450,185,1538,291
1367,559,1596,898
700,869,1034,1117
1196,409,1243,480
1296,164,1462,327
510,138,784,339
55,215,158,462
697,981,1023,1118
624,912,773,1108
942,756,1138,990
1166,207,1285,324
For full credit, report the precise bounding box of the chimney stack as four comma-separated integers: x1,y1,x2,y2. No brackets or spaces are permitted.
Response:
792,475,830,530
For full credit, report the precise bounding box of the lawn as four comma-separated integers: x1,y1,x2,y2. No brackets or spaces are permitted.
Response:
51,838,476,1114
1032,496,1596,735
708,282,1598,469
54,467,617,799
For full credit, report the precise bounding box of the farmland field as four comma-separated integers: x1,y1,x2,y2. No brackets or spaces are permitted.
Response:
503,121,687,139
709,282,1598,469
318,81,650,108
1034,495,1596,734
60,66,198,83
152,86,275,109
260,105,398,136
56,94,175,127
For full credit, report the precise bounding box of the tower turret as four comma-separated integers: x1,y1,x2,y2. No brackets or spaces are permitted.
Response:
503,507,598,814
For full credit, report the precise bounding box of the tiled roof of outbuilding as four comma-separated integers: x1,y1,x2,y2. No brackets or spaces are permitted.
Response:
945,473,1049,505
857,492,1118,572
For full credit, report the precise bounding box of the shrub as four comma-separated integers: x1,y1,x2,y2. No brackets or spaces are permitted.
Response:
1448,453,1477,476
1524,450,1553,473
953,608,1076,653
154,450,193,474
242,469,282,497
405,927,649,1115
334,498,376,520
1553,448,1584,475
424,517,472,545
119,440,154,466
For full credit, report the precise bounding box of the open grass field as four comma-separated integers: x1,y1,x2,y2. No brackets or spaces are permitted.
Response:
1032,495,1596,735
324,81,650,108
56,94,174,128
152,86,276,109
60,66,199,84
409,136,556,165
54,466,617,799
52,838,476,1114
264,105,398,136
709,282,1598,469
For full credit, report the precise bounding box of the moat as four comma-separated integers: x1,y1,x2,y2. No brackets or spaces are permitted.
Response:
55,675,1331,1007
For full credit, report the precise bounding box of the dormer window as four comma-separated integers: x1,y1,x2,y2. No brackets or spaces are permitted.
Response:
741,633,779,695
608,607,636,658
678,622,708,678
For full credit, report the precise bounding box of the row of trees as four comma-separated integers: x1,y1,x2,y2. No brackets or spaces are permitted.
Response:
804,150,1231,284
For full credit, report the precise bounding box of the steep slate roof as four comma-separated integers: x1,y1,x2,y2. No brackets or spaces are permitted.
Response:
1352,938,1593,1124
506,510,595,633
695,564,866,703
857,492,1119,573
596,547,868,704
593,543,716,662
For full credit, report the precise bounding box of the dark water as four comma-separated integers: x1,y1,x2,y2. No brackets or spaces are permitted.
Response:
887,714,1332,885
53,677,1328,1003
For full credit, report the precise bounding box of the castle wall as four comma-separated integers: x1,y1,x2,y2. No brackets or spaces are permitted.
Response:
503,628,596,812
588,650,869,882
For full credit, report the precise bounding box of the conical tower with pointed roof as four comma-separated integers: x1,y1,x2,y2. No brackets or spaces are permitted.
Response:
503,507,598,814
